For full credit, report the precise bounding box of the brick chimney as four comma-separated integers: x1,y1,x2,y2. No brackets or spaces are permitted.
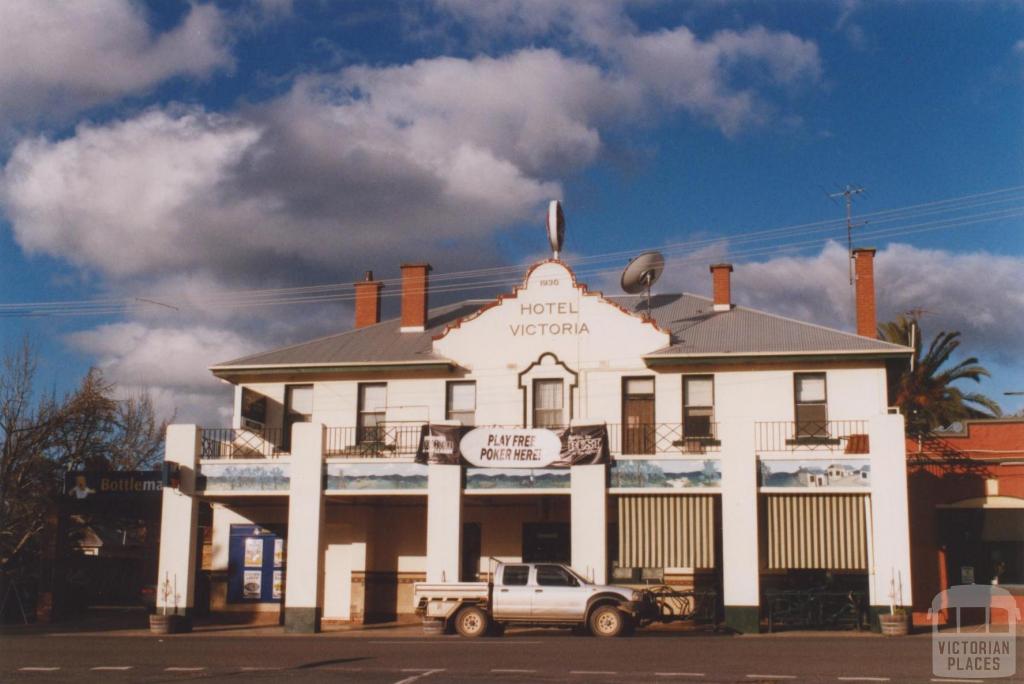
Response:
354,270,383,329
853,247,877,338
400,263,432,332
710,263,733,312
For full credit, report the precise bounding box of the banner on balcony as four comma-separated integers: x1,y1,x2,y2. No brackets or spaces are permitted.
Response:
415,424,609,468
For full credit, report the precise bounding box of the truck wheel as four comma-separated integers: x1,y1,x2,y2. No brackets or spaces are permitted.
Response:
589,605,630,638
454,606,490,638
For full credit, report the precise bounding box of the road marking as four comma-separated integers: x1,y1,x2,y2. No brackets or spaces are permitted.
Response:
240,667,283,671
492,669,538,673
19,668,60,672
91,666,133,671
930,680,983,683
838,678,890,682
165,667,206,672
370,640,542,644
571,671,617,676
394,669,444,684
746,676,796,680
656,674,706,678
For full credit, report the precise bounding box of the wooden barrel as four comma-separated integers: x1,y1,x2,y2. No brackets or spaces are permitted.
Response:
879,613,909,636
422,618,444,635
149,615,172,635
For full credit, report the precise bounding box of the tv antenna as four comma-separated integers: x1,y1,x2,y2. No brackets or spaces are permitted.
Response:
547,200,565,259
620,251,665,317
827,184,866,284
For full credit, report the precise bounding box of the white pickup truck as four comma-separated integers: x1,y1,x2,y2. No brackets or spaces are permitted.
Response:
413,562,656,638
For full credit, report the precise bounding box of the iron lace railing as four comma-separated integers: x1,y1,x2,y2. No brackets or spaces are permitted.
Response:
607,423,721,456
322,422,721,459
200,427,286,459
324,424,425,458
755,421,869,453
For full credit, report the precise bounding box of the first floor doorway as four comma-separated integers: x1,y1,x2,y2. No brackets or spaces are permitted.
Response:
461,523,481,581
522,522,570,563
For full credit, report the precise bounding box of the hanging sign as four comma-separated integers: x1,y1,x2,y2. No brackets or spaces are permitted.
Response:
461,428,563,468
416,424,608,468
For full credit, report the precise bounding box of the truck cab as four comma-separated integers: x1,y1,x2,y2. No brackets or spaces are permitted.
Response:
413,561,654,638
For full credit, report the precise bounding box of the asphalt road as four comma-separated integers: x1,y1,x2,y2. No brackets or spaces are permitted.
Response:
1,630,1021,683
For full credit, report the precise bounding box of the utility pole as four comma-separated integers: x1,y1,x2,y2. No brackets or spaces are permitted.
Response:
828,184,866,284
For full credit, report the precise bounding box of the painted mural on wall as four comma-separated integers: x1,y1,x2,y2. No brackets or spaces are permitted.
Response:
465,468,571,490
610,459,721,489
324,462,428,491
199,463,290,492
759,459,871,488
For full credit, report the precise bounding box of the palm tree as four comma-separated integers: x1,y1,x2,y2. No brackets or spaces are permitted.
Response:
879,315,1002,435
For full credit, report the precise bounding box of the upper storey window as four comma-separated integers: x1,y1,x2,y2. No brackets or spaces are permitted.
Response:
446,381,476,426
683,375,714,437
358,383,387,444
794,373,828,437
533,379,564,428
240,387,267,430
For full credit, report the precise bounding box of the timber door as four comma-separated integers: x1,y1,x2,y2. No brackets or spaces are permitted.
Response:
461,523,481,581
622,377,656,455
522,523,570,563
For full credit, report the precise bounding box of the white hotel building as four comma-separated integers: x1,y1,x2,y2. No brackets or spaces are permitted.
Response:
158,249,914,634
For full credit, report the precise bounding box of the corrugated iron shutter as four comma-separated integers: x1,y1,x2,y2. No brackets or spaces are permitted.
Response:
766,494,868,570
617,495,716,569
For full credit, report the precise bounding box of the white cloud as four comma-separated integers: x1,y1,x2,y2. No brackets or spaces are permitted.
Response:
2,49,635,283
0,0,232,126
1,8,823,422
433,1,821,135
617,26,820,134
430,0,632,48
68,322,252,423
1,109,262,277
652,241,1024,366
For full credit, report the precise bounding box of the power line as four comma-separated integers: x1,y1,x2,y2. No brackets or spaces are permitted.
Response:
1,185,1022,317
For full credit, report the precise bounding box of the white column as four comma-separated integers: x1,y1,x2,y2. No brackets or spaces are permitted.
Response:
157,425,200,623
867,413,913,611
719,419,760,633
426,464,462,582
231,386,243,430
571,464,607,584
284,422,326,632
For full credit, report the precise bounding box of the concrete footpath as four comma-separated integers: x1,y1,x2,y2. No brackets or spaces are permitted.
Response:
0,606,915,639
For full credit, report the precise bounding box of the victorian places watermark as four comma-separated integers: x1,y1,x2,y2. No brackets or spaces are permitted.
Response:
931,584,1019,679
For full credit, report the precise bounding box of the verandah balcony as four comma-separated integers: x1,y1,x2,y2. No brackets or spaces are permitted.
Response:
754,420,869,453
197,423,723,460
199,420,873,461
200,427,288,459
319,422,722,459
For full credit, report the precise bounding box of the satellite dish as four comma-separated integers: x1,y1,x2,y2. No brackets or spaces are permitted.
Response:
547,200,565,258
620,251,665,316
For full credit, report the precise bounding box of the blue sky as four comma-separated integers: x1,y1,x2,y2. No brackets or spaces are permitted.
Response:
0,0,1021,421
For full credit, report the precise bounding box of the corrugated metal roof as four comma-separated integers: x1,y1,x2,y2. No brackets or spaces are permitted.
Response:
213,300,482,368
607,293,910,356
213,291,909,370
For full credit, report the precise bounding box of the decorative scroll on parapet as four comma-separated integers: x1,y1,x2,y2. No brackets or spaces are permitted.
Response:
432,260,671,367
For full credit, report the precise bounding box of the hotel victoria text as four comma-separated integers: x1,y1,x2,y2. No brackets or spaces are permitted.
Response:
157,238,918,634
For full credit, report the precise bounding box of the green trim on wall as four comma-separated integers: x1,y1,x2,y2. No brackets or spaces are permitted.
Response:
724,605,760,634
284,606,321,633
